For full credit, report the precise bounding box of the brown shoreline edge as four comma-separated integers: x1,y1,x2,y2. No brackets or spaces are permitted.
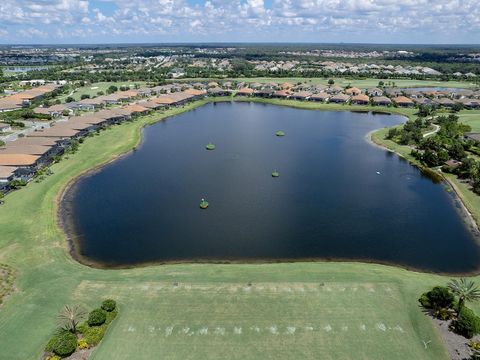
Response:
55,99,480,275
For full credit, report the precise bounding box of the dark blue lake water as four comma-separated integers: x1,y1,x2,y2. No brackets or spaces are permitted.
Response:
62,102,480,272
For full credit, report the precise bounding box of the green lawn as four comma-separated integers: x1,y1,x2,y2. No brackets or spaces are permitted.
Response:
57,82,146,102
459,111,480,132
0,97,479,359
178,77,477,89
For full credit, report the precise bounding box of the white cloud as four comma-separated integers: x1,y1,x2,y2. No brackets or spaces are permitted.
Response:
0,0,478,43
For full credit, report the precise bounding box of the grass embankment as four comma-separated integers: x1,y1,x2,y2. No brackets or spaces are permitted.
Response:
0,97,478,359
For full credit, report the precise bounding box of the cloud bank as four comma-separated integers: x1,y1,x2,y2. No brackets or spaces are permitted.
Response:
0,0,479,43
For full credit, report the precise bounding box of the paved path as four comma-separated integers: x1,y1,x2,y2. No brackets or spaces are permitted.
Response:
423,124,440,138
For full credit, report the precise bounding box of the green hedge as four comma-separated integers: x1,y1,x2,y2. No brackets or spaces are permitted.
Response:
455,307,480,339
101,299,116,312
45,331,77,357
88,308,107,326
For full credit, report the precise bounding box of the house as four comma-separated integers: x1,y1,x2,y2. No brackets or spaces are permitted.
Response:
351,94,370,105
279,82,294,90
0,165,17,186
207,87,231,97
0,154,41,167
345,87,362,96
458,98,480,109
393,96,414,107
444,159,462,169
367,88,383,97
311,85,328,93
0,123,12,133
249,82,263,89
28,123,81,140
384,88,402,97
290,91,312,100
122,104,150,116
434,98,456,108
236,88,254,96
184,88,206,98
137,88,153,97
326,85,343,94
33,104,70,118
413,98,436,107
254,89,275,98
329,94,350,103
264,82,279,90
372,96,392,106
75,97,105,109
137,101,164,111
309,93,329,102
465,133,480,142
272,90,290,99
19,79,46,87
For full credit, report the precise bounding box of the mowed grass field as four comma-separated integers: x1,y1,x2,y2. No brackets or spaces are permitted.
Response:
179,76,478,89
58,81,147,102
1,97,480,359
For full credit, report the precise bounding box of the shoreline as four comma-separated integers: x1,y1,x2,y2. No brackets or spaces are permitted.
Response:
52,98,480,275
369,125,480,235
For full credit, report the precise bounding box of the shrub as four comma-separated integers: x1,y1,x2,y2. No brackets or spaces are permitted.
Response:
83,324,107,346
77,338,89,349
88,308,106,326
101,299,116,312
46,355,61,360
76,321,89,334
425,286,454,310
419,292,431,308
434,307,454,321
52,331,77,357
105,308,118,325
455,307,480,338
469,340,480,351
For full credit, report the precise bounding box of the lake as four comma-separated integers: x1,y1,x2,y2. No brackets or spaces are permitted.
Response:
61,102,480,273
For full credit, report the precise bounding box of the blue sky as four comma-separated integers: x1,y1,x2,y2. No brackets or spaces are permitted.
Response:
0,0,479,44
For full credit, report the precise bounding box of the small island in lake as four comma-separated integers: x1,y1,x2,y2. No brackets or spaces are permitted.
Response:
199,198,209,209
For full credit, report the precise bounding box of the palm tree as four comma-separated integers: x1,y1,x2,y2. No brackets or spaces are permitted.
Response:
448,278,480,311
58,305,86,333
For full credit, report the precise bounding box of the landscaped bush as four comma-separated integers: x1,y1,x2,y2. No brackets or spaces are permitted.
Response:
83,324,107,346
105,308,118,325
419,293,431,308
455,307,480,339
52,331,77,357
87,308,106,326
45,300,118,358
101,299,116,312
419,286,454,310
45,355,61,360
77,338,88,350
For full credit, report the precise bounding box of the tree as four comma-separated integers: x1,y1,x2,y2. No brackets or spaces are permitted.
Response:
58,305,86,333
107,85,118,94
80,94,90,99
449,279,480,312
378,81,384,87
327,79,335,85
65,96,75,103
